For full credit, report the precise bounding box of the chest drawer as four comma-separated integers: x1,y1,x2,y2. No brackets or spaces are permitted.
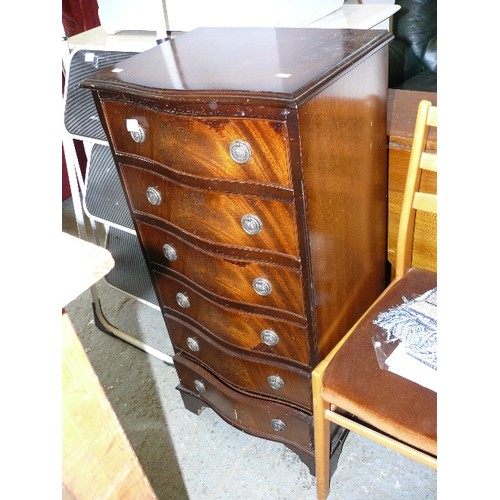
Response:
102,100,292,188
136,220,305,316
174,354,313,454
120,163,299,257
164,307,310,370
166,296,310,368
169,318,311,411
153,269,307,338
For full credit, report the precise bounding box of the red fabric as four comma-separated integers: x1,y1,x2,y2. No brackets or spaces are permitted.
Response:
62,0,100,200
62,0,100,38
62,147,71,201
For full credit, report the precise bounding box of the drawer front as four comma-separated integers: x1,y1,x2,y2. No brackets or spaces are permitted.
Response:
102,100,292,187
136,220,305,316
166,300,310,368
174,354,313,453
169,318,311,410
156,272,311,367
120,164,299,257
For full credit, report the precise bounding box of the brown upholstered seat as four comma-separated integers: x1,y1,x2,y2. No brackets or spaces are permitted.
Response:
321,268,437,456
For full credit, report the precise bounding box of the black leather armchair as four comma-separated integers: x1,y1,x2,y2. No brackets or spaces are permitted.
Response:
388,0,437,92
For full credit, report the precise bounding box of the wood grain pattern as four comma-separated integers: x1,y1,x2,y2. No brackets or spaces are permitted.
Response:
136,219,305,316
174,354,314,454
170,323,311,410
153,269,305,328
120,163,300,257
297,49,389,359
102,100,293,187
62,312,156,499
86,27,393,468
387,89,437,272
164,306,311,369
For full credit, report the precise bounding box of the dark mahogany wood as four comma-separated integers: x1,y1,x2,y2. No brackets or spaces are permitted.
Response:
102,100,293,187
135,220,304,315
174,354,314,453
152,268,305,327
83,27,393,109
163,298,312,369
84,27,392,473
169,319,311,411
296,48,390,358
119,163,300,257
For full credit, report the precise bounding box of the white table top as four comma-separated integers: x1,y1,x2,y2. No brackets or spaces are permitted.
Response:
66,3,400,52
67,27,159,52
308,3,400,30
61,232,115,308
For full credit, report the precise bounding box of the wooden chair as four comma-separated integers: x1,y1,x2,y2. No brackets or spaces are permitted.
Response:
312,99,437,499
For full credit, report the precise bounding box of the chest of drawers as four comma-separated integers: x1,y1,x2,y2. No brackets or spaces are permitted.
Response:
83,27,392,472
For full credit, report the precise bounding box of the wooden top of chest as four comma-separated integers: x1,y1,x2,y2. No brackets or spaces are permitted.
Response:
82,27,392,106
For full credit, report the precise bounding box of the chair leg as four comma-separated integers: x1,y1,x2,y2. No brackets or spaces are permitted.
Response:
313,374,331,500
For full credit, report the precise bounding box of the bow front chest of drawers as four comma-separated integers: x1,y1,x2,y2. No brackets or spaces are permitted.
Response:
83,27,392,472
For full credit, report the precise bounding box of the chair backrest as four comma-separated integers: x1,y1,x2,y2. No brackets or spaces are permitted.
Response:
395,99,437,279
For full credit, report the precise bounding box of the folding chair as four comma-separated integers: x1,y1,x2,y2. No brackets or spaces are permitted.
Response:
62,41,173,364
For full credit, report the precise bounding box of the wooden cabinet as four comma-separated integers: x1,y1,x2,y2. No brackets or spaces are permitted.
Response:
83,27,392,471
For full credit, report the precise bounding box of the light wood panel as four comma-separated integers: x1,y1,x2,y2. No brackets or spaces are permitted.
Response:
62,312,157,499
62,232,156,498
387,89,437,272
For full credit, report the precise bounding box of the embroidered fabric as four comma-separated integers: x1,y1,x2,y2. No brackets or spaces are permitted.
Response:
374,287,437,369
371,288,437,391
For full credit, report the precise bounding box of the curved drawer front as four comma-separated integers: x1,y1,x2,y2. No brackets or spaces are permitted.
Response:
155,272,311,367
169,317,311,410
120,164,299,257
174,354,313,453
102,100,292,188
136,221,305,316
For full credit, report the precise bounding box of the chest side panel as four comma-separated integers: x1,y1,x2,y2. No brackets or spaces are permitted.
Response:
298,48,389,360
